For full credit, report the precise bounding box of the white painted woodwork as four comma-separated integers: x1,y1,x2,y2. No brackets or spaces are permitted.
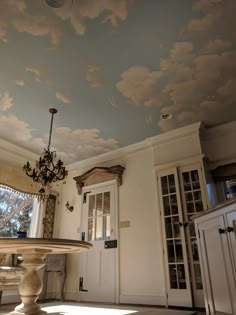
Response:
157,161,208,308
194,200,236,315
79,183,117,303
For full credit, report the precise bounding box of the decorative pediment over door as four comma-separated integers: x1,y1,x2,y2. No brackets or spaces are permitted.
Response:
73,165,125,195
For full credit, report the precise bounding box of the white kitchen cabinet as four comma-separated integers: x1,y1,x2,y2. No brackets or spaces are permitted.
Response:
156,157,209,308
194,200,236,315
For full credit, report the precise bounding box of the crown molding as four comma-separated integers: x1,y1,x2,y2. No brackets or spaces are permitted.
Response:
0,139,38,169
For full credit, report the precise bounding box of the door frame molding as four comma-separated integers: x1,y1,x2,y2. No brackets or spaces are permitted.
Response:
80,179,120,303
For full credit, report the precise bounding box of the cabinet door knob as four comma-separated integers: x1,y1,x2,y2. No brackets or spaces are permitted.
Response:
227,226,234,233
218,228,225,234
179,222,183,227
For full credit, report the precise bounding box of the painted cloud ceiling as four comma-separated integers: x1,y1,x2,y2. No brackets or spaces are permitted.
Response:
0,0,235,165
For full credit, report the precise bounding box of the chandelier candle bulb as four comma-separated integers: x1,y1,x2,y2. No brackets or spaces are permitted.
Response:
23,108,68,194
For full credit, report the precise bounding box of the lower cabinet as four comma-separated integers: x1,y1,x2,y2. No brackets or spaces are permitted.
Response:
194,200,236,315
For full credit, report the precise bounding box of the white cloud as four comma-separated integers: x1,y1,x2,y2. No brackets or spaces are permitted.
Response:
51,127,120,163
0,114,119,164
0,92,13,111
201,40,232,54
55,0,131,35
117,66,166,107
117,0,236,132
0,0,64,46
15,79,25,87
187,0,236,40
86,64,105,88
56,91,71,104
25,66,53,85
0,115,32,142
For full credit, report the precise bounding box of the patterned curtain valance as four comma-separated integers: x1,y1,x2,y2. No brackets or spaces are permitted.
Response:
0,184,38,199
73,165,125,195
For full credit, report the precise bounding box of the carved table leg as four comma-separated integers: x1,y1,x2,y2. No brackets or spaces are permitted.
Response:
9,249,51,315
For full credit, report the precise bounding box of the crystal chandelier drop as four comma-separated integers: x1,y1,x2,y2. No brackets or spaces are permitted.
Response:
23,108,68,194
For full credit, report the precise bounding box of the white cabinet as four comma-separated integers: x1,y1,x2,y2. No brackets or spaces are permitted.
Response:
194,200,236,315
157,159,209,308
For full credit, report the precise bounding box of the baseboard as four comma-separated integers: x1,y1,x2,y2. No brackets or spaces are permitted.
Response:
1,292,21,304
119,294,166,306
63,292,79,302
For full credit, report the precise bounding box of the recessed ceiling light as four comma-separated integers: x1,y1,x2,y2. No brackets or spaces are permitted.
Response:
160,113,173,120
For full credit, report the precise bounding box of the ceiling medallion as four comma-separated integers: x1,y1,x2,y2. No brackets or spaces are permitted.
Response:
23,108,68,194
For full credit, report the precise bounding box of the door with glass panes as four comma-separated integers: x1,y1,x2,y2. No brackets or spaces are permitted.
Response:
158,168,192,307
179,164,208,307
158,164,207,308
79,183,117,303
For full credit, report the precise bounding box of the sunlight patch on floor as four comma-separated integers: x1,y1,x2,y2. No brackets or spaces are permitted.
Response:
42,304,138,315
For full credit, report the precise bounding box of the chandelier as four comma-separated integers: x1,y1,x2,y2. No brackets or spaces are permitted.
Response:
23,108,68,194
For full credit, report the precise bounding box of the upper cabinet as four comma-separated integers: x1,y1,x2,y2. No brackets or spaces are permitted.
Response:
156,155,209,308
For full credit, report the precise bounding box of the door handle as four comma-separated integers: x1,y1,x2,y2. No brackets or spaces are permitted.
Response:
227,226,234,233
218,228,225,234
79,277,88,292
81,232,85,241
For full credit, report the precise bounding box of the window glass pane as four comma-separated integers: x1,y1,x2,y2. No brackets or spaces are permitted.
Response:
177,264,186,289
0,187,34,237
194,264,203,289
163,196,170,216
183,172,191,191
96,193,103,216
175,240,183,262
165,217,173,238
105,215,111,240
104,192,110,214
88,217,95,241
169,265,178,288
161,176,168,195
185,192,193,202
170,194,178,215
191,170,199,183
96,215,103,240
192,240,199,261
173,216,180,238
167,240,175,262
88,195,95,217
168,175,176,193
186,201,195,214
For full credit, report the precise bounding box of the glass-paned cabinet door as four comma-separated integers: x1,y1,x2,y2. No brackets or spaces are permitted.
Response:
158,168,192,307
179,164,208,306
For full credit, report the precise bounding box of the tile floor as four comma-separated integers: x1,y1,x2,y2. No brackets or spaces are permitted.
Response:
0,301,204,315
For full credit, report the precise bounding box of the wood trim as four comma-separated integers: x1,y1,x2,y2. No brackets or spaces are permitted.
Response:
73,165,125,195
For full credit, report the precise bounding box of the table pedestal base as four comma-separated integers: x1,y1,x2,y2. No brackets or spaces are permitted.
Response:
8,250,50,315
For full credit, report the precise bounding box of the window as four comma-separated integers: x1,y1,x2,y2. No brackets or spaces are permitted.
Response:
0,185,39,237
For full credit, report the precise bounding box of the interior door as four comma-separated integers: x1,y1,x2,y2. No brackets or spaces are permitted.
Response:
79,183,117,303
158,168,192,307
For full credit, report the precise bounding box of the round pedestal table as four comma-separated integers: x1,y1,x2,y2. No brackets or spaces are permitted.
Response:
0,238,92,315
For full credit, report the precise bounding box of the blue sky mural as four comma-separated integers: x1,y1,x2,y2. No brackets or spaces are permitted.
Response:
0,0,235,164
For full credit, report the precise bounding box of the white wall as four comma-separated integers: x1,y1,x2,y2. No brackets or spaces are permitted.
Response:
52,122,206,305
119,148,165,305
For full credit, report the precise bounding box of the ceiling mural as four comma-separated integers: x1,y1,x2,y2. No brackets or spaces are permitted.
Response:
0,0,235,165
